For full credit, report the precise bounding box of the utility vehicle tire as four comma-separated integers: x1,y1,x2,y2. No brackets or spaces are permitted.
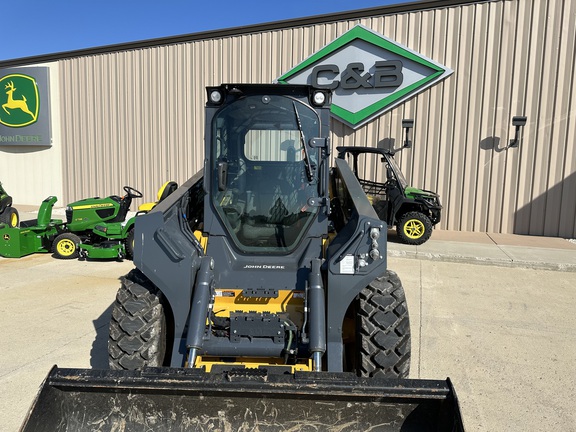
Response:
124,228,134,260
0,206,19,228
52,233,81,259
108,269,167,370
397,211,433,245
357,270,411,378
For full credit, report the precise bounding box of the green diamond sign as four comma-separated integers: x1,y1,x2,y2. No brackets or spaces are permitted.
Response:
277,25,453,129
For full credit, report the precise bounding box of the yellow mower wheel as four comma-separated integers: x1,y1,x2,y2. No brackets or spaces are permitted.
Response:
10,210,18,228
0,207,19,228
52,233,81,259
1,207,20,228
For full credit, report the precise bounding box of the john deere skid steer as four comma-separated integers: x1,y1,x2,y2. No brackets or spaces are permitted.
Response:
21,84,464,431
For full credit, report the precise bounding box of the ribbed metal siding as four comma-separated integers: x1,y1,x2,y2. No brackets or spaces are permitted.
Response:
59,0,576,237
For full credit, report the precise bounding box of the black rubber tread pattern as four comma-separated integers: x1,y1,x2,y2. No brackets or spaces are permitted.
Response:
52,232,81,259
357,270,411,378
108,269,167,370
397,210,433,245
124,228,134,260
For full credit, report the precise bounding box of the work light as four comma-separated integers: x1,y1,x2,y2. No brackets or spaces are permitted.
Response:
209,89,224,105
311,90,326,106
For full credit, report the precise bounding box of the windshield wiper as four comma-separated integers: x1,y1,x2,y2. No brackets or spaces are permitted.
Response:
292,101,314,182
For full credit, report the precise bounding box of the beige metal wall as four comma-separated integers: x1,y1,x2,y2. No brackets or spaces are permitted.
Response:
58,0,576,238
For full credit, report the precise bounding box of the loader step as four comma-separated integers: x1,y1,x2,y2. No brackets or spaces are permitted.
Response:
21,366,464,431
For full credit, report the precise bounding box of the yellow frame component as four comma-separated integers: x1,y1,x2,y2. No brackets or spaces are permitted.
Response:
195,356,313,373
193,230,208,252
212,288,304,325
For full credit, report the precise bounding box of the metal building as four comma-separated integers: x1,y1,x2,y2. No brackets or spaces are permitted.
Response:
0,0,574,238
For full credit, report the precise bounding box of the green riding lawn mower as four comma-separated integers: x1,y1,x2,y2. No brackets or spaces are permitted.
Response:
0,181,20,228
337,124,442,245
0,186,144,260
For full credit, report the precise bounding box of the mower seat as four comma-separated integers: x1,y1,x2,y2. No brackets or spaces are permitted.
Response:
138,181,178,213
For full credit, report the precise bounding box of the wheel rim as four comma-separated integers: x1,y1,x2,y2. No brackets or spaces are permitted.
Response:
403,219,425,239
56,239,76,256
10,212,18,227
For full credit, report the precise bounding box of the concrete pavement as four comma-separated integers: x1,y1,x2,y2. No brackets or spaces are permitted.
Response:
388,229,576,272
390,257,576,431
0,255,133,431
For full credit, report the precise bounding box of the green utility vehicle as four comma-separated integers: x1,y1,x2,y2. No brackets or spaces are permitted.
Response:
0,181,20,228
337,141,442,245
0,186,142,260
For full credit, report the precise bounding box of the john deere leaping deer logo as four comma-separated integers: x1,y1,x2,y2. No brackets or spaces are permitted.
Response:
0,74,39,127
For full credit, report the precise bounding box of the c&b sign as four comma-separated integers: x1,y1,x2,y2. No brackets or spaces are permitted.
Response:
277,25,453,129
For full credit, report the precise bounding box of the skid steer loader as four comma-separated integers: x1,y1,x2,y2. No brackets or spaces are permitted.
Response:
21,84,464,431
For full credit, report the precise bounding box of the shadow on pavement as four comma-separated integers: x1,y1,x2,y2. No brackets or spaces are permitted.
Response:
90,303,114,369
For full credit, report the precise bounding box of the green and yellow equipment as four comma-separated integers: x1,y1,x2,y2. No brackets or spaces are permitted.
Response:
337,143,442,245
0,195,61,258
0,186,143,260
137,180,178,214
0,181,20,228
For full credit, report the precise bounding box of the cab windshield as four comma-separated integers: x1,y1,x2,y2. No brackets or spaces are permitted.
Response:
211,94,320,254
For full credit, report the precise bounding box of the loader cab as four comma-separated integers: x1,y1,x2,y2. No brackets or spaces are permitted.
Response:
205,85,331,254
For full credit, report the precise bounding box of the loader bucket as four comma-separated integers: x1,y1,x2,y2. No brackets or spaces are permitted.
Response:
21,367,464,431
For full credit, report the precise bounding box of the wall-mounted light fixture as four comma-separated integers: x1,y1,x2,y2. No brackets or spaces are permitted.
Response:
389,119,414,154
402,119,414,149
508,116,527,149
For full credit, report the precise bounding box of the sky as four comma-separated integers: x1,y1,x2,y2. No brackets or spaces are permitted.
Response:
1,0,401,61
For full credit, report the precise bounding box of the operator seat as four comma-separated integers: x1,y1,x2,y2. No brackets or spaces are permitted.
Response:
112,196,132,222
138,181,178,213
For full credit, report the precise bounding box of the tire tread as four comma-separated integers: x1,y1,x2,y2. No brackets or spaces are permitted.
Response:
108,269,166,370
357,270,411,378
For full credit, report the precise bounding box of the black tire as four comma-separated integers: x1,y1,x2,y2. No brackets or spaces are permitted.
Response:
52,232,81,259
108,269,167,370
0,206,19,228
397,211,433,245
124,228,135,260
356,270,411,378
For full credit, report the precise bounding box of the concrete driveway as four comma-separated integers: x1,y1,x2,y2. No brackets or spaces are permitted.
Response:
1,253,575,431
0,254,133,431
393,257,576,431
